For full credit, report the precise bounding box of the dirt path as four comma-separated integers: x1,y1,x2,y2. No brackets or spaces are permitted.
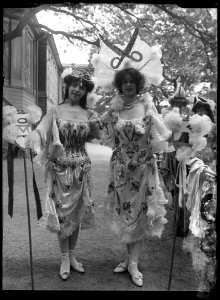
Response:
2,143,198,291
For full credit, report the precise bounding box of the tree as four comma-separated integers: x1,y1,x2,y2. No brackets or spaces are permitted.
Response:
3,4,217,113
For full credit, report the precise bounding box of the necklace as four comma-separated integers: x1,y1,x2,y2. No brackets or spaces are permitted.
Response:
123,101,138,109
122,95,141,109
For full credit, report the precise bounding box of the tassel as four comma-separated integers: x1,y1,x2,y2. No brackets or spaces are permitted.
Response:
30,150,43,220
7,143,14,217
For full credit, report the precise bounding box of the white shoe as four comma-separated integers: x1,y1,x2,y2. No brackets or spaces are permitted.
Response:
70,257,85,273
59,252,70,280
127,260,143,287
114,260,129,273
59,269,70,281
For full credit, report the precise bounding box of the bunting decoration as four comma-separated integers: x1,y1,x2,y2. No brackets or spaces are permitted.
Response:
3,105,43,219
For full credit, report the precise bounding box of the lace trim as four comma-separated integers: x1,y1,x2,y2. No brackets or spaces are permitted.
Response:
117,116,144,125
111,213,168,244
55,107,95,123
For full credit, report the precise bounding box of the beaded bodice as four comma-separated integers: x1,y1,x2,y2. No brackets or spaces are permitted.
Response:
56,117,90,156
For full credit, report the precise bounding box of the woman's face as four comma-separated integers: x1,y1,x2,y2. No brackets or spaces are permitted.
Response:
196,107,208,116
68,80,86,105
121,73,137,98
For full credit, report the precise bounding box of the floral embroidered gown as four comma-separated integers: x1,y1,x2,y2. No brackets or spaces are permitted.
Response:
29,106,98,239
97,101,170,244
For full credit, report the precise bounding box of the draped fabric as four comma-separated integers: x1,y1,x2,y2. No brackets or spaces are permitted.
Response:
183,158,216,293
7,143,14,217
30,150,43,220
7,144,42,220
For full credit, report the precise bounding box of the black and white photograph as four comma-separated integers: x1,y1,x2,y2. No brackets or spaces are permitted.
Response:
2,3,217,295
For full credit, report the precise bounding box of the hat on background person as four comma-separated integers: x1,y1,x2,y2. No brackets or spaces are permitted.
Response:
192,96,215,123
168,84,193,107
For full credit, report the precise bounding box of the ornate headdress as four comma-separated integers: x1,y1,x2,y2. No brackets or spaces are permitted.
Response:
62,65,98,109
91,28,164,91
62,65,93,84
168,83,193,106
192,96,215,123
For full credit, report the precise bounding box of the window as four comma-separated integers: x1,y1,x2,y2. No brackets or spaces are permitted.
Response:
24,29,34,92
11,19,22,85
3,18,10,84
47,47,59,105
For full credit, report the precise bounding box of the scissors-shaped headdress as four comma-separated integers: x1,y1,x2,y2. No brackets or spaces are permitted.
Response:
92,28,164,91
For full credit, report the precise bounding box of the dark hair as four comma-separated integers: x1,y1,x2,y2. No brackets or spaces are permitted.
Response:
192,101,214,123
113,68,145,94
62,74,95,109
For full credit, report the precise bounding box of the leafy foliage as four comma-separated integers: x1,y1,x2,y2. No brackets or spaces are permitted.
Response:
3,5,217,114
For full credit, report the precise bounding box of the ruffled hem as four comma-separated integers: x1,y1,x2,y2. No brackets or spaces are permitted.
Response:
57,214,95,238
38,213,60,233
111,205,168,244
39,205,95,238
105,169,168,243
58,221,83,239
111,216,167,244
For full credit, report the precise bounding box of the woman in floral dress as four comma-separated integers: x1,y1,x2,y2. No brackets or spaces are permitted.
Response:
28,66,99,281
95,68,171,287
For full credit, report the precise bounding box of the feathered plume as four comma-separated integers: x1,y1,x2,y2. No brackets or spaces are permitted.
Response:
163,108,182,132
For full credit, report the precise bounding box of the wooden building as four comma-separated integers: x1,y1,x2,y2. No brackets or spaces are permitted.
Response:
3,8,63,153
3,9,63,116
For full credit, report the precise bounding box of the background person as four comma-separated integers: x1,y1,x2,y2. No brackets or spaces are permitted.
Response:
159,84,193,237
191,96,216,172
